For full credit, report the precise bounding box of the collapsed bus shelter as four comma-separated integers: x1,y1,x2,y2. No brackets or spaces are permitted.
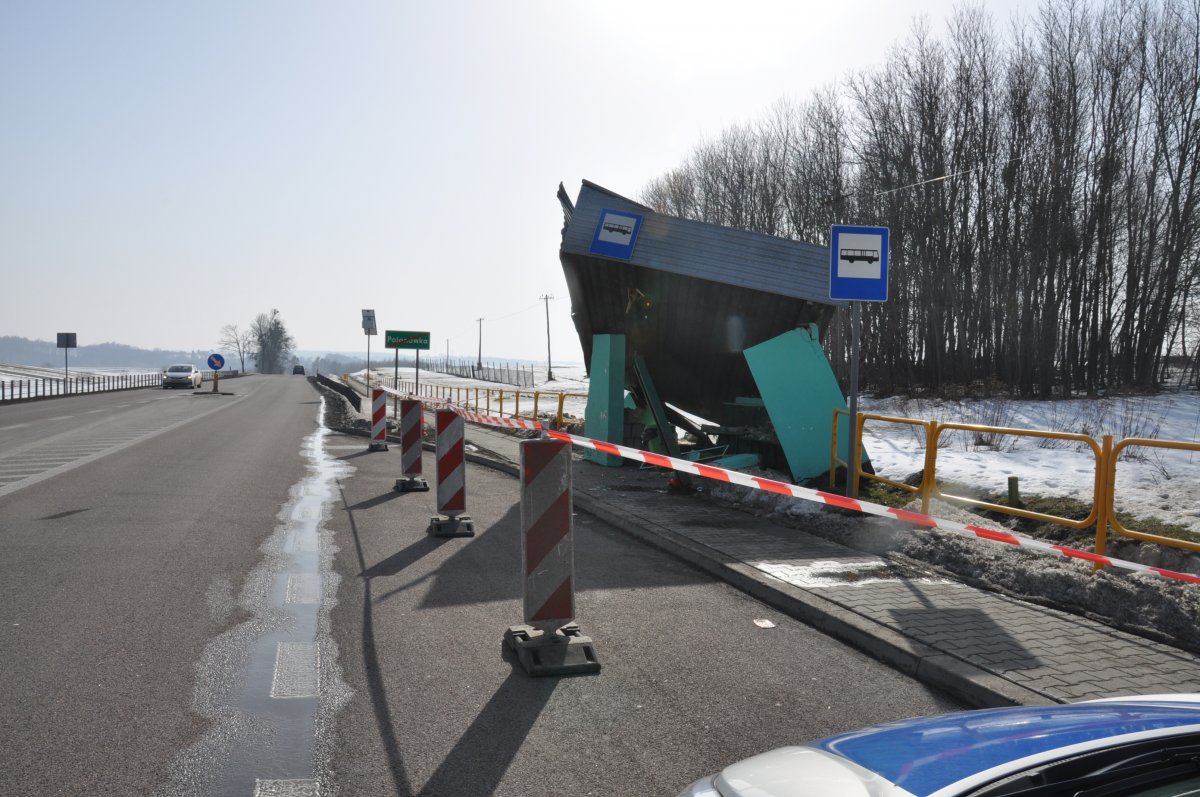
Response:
557,180,868,483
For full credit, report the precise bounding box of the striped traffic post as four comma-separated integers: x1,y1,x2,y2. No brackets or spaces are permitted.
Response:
394,399,429,492
429,409,474,536
503,437,600,676
369,388,388,451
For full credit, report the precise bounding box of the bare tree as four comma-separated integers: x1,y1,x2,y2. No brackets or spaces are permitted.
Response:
218,323,254,372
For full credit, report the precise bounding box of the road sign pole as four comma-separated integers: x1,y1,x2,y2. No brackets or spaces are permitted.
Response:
846,302,860,498
393,348,399,419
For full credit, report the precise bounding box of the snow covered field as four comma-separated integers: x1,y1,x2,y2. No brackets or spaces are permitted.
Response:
369,362,1200,536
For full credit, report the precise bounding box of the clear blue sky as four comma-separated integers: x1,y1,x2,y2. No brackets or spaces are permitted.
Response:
1,0,1038,363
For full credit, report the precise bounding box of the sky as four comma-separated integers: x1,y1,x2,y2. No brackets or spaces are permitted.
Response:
1,0,1041,364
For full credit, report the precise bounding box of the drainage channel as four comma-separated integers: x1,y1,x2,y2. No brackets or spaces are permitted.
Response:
157,399,352,797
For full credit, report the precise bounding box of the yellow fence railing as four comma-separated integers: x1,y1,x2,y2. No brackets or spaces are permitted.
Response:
831,409,1200,567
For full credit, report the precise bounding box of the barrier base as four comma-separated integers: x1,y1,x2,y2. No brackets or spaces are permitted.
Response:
504,623,601,677
394,477,430,493
369,440,389,451
429,515,474,537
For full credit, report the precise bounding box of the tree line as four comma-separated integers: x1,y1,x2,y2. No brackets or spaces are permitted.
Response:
642,0,1200,397
219,309,296,374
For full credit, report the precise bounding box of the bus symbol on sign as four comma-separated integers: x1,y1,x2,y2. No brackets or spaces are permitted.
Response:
839,248,879,264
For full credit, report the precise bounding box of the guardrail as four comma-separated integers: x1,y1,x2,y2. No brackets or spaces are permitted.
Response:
831,409,1200,566
0,369,243,403
1,372,161,402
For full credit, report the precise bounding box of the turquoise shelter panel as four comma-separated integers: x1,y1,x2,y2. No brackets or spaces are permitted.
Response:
744,326,868,483
584,333,625,467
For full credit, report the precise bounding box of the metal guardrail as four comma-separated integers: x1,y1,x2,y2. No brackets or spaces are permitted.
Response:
831,409,1200,566
1,372,161,402
0,369,244,403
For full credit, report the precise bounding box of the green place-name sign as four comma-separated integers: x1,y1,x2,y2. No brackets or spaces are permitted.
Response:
384,330,431,350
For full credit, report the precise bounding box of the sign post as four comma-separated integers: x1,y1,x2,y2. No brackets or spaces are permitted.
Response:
207,353,225,393
829,224,890,498
362,310,377,387
57,333,77,386
385,330,431,406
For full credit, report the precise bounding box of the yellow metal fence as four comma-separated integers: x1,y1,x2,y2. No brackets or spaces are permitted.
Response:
831,408,1200,563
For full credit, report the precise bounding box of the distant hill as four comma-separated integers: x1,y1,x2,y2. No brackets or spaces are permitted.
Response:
0,336,210,369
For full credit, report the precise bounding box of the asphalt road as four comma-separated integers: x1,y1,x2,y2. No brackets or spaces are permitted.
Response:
0,375,320,795
1,379,964,796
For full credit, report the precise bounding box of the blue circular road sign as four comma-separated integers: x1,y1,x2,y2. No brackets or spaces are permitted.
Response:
207,353,225,370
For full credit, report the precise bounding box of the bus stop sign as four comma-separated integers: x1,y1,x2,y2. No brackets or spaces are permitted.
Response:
830,225,890,302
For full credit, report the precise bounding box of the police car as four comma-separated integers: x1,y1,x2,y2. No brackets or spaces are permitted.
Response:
677,695,1200,797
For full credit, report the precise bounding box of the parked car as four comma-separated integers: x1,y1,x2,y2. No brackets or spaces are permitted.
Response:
676,695,1200,797
292,365,305,375
162,364,202,389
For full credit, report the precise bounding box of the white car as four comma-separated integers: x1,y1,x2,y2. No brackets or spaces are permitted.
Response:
162,364,202,389
677,694,1200,797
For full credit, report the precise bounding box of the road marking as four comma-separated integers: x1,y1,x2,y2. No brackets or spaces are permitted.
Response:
270,642,318,699
285,574,321,604
45,415,74,421
254,779,320,796
0,423,31,432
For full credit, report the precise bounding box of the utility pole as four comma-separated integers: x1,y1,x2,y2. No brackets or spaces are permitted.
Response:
476,317,484,371
540,294,554,381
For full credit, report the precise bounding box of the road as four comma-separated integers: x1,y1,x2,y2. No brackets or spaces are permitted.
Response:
0,377,963,796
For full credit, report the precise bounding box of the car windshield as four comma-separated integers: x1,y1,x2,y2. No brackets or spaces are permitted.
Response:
167,365,191,373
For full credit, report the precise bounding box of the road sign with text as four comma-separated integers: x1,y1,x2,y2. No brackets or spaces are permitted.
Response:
385,330,431,350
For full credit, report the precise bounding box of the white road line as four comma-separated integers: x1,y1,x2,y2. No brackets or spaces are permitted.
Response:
254,779,320,796
270,642,318,699
0,423,31,432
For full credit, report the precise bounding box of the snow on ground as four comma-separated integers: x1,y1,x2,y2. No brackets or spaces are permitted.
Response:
361,363,1200,536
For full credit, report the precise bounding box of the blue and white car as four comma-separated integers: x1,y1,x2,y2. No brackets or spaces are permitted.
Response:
677,695,1200,797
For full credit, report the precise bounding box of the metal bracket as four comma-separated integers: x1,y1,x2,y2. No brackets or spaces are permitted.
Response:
504,623,601,677
394,477,430,493
429,515,474,537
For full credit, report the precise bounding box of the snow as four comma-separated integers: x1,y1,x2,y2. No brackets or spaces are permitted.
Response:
358,362,1200,536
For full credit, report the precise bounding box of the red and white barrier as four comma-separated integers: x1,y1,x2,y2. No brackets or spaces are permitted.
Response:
504,437,599,676
430,409,473,536
520,438,575,624
369,388,388,451
394,399,429,492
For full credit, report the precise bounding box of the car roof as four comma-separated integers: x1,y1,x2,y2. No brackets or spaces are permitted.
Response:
808,696,1200,797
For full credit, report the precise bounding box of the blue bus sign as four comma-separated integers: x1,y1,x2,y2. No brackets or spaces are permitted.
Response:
830,225,890,302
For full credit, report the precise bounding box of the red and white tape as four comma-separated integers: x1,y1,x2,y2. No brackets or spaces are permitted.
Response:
542,429,1200,587
452,406,543,431
399,397,1198,586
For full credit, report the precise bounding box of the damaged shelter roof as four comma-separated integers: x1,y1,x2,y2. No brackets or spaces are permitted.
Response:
559,180,843,422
